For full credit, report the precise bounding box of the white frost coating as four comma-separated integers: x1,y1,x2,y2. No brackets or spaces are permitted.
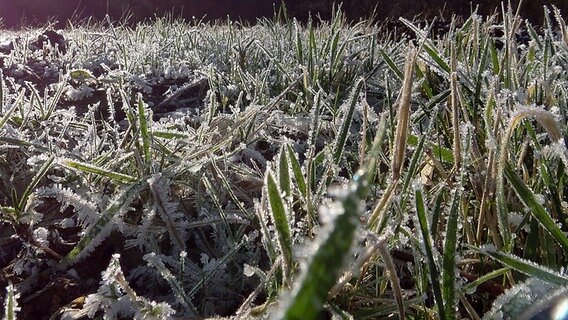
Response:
243,264,255,277
65,85,95,101
3,283,21,319
318,201,344,225
32,227,49,246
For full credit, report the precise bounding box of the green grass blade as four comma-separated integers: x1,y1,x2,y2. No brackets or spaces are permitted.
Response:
379,48,403,80
279,146,292,198
0,91,24,131
281,177,361,320
414,186,446,320
137,94,152,166
281,115,385,320
266,171,293,285
442,189,461,320
504,163,568,252
332,78,364,165
17,155,55,213
462,267,511,295
287,144,307,198
60,158,137,184
3,283,19,320
63,180,147,263
470,245,568,286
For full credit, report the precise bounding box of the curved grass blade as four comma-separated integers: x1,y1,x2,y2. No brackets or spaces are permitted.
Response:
266,171,293,286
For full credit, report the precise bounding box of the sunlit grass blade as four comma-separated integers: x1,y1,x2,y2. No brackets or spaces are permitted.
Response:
377,240,405,319
470,245,568,286
60,158,137,183
266,171,293,286
391,44,416,181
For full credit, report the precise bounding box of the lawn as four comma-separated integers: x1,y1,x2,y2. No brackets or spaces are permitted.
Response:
1,3,568,319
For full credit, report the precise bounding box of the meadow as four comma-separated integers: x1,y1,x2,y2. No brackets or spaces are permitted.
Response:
1,4,568,319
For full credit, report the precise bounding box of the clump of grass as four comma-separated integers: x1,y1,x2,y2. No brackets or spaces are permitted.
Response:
0,3,568,319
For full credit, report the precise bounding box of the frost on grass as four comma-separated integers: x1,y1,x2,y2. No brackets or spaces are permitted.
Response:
83,254,176,320
483,278,561,320
3,283,20,320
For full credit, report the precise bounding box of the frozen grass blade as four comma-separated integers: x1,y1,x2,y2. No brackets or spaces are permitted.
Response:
60,159,137,184
497,107,562,249
414,186,446,319
332,77,364,165
449,43,462,171
287,144,307,198
3,283,20,320
504,163,568,252
137,93,152,167
16,155,55,215
266,171,293,286
0,91,24,131
442,188,461,320
391,44,416,181
470,245,568,286
279,147,292,198
63,180,147,263
281,114,386,320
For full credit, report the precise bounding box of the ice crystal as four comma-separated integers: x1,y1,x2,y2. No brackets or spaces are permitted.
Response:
65,85,95,101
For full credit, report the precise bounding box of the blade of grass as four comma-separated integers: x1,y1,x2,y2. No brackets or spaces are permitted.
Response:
63,180,147,263
17,155,55,214
470,245,568,286
266,171,293,286
414,186,446,319
332,77,364,165
287,144,307,198
504,163,568,252
391,44,416,181
60,158,137,184
279,146,292,198
281,113,387,320
137,93,152,167
443,188,461,320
